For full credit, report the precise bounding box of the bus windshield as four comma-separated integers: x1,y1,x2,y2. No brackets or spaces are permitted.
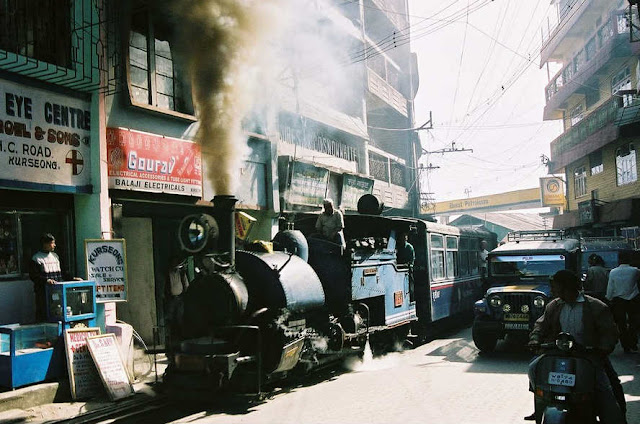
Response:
490,254,566,278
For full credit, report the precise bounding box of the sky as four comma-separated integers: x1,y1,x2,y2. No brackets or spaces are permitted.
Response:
407,0,564,206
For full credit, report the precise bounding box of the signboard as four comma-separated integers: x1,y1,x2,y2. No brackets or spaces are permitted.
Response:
106,127,202,197
86,334,135,401
422,188,542,215
0,79,92,193
341,174,374,210
85,239,128,303
64,327,103,400
540,177,565,207
287,161,329,206
578,200,596,225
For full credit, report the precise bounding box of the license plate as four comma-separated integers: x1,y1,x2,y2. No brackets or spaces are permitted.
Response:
504,313,529,321
548,372,576,387
504,322,529,330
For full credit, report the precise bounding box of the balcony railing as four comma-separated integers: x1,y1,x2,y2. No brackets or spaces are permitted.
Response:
367,68,407,116
550,97,619,159
545,12,633,104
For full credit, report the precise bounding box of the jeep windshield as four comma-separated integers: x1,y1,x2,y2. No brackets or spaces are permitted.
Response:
490,254,566,278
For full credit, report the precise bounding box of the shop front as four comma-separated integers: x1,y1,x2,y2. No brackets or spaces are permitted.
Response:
0,78,93,325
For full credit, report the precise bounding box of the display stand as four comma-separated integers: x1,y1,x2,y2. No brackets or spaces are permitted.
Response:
47,281,97,329
0,322,64,389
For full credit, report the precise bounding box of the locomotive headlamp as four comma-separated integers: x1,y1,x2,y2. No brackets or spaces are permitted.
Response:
521,305,530,313
533,296,546,308
502,304,511,313
489,295,502,308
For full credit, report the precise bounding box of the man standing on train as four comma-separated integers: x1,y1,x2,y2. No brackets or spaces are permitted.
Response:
397,231,415,301
315,198,346,250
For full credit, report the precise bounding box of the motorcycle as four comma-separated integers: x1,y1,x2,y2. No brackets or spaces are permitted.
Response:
529,332,599,424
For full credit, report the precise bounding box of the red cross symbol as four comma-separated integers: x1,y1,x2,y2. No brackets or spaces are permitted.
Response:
65,150,84,176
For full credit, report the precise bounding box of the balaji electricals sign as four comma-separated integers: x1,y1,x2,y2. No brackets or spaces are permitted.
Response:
0,79,92,193
106,127,202,197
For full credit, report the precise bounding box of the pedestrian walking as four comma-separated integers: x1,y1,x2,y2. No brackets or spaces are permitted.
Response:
606,250,640,353
584,253,608,303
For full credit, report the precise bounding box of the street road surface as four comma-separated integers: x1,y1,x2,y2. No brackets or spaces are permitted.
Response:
112,326,640,424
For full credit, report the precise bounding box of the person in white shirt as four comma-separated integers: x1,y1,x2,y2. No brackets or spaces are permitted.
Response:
315,199,345,249
606,250,640,353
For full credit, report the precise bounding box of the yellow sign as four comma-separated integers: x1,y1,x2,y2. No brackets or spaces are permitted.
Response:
235,211,257,240
422,188,541,215
540,177,565,206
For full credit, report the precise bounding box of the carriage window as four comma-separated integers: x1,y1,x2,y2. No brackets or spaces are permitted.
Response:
469,238,479,275
430,234,445,280
446,236,458,278
458,237,470,276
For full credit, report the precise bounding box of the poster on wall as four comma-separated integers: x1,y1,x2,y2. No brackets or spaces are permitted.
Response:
84,239,128,303
341,174,374,210
288,161,329,206
540,176,565,207
106,127,202,197
0,79,92,193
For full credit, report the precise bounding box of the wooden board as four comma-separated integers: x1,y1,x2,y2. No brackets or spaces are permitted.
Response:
64,327,103,400
86,334,135,401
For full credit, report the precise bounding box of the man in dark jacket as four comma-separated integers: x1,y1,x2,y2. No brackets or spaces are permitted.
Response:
526,269,626,423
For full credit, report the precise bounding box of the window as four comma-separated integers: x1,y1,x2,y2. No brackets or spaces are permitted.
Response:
570,103,584,126
585,37,596,62
458,238,469,276
585,87,600,108
616,143,637,186
573,50,585,74
617,14,630,34
390,161,405,186
590,150,603,175
0,0,72,68
128,8,193,114
574,166,587,198
469,238,479,275
369,152,389,182
430,234,445,280
0,210,72,279
445,236,458,278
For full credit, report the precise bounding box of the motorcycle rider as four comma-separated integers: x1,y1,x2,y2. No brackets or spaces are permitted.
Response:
526,269,626,424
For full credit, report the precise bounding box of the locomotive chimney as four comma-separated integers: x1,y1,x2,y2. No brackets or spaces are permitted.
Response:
212,195,238,267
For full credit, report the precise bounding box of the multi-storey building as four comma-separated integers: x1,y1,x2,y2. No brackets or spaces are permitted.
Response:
543,0,640,243
0,0,420,340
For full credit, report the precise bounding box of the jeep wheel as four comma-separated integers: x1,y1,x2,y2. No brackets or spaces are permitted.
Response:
472,323,498,352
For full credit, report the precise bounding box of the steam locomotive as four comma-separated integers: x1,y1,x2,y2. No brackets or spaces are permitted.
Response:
163,195,495,394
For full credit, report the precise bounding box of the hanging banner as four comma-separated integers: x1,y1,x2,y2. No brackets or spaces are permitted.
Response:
84,239,128,303
540,177,565,207
0,79,92,193
288,161,329,207
106,127,202,197
341,174,374,210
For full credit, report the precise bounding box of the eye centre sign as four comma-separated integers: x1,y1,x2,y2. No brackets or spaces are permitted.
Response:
84,239,128,303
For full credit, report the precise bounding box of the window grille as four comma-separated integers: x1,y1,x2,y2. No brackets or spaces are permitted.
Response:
574,166,587,198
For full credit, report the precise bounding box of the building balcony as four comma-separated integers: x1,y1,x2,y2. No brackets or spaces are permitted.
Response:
369,0,409,35
367,68,408,117
540,0,615,65
549,94,640,173
543,12,639,119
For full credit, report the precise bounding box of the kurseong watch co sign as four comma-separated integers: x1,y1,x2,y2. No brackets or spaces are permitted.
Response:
85,239,128,303
0,79,92,193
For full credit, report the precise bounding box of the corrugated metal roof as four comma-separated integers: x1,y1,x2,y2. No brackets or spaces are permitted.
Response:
451,212,548,232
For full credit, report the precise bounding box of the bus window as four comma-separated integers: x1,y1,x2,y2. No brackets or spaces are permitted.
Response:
446,236,458,278
459,237,469,276
430,234,445,280
469,238,479,274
